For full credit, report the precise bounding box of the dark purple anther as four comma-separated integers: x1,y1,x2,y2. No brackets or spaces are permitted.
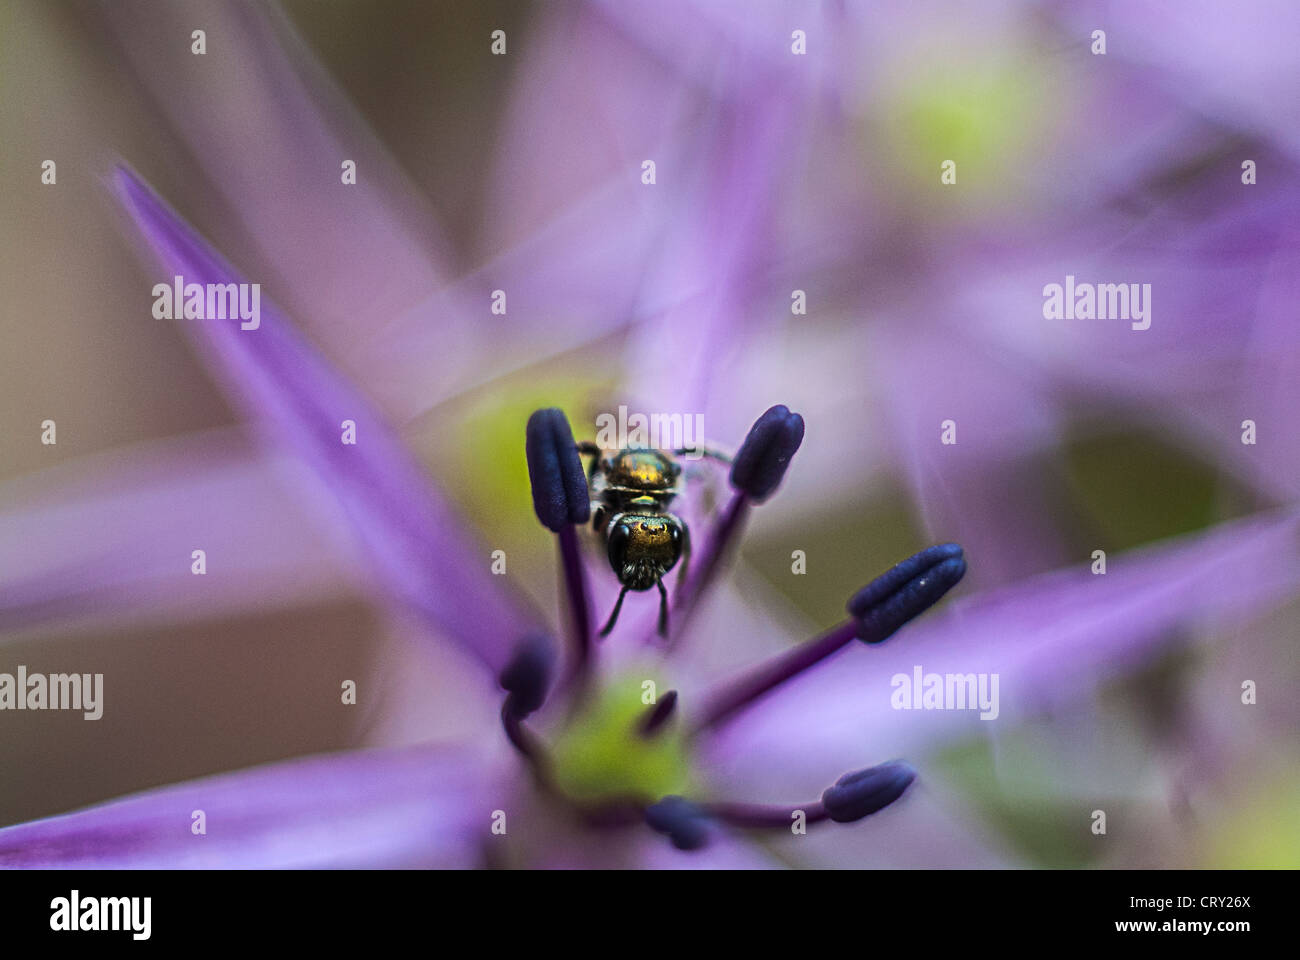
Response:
526,408,594,679
498,634,556,717
848,544,966,643
695,544,966,732
644,796,710,851
729,404,805,502
526,408,590,531
820,761,917,822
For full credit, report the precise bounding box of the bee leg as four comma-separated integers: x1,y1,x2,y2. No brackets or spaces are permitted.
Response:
655,577,670,637
576,441,605,482
598,586,630,637
576,441,603,469
673,445,733,466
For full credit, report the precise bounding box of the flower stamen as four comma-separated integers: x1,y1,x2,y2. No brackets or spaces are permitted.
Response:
668,405,804,643
525,409,594,680
644,796,710,850
515,411,959,854
820,761,917,822
848,543,966,643
703,799,830,829
645,761,915,850
693,545,966,732
694,619,860,732
498,635,556,773
557,524,593,673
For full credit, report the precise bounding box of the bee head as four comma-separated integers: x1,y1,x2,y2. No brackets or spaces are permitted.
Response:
607,514,685,590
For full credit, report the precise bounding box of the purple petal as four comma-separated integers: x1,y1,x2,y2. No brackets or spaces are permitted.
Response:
0,432,356,636
472,4,817,424
1054,0,1300,158
623,91,802,416
0,747,497,868
868,319,1071,588
113,168,539,672
102,2,461,419
864,157,1300,585
592,0,838,96
446,5,720,414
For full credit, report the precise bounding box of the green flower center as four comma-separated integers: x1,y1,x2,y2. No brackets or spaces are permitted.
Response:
547,673,693,806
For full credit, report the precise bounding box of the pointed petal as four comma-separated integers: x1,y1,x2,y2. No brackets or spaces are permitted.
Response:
101,1,457,419
113,168,539,672
0,432,356,637
0,747,497,869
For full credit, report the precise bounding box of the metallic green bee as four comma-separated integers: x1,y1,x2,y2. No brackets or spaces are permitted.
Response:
576,442,728,637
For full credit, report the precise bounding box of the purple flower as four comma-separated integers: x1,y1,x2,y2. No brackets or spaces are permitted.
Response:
4,170,1296,866
3,176,955,865
5,1,1300,869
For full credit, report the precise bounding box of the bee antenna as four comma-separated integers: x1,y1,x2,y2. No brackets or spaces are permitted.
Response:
655,576,669,638
598,586,631,638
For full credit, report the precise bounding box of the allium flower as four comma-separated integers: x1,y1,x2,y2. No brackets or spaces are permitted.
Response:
5,1,1300,869
2,171,967,865
3,168,1297,869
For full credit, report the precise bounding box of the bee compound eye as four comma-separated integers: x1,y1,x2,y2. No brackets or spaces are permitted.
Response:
668,522,685,562
607,521,631,570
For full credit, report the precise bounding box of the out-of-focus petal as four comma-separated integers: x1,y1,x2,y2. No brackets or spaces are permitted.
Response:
100,1,464,420
706,508,1300,796
623,90,802,416
868,319,1070,588
0,431,357,637
113,168,540,672
931,159,1300,503
445,3,715,419
1052,0,1300,159
101,2,651,423
0,746,497,868
592,0,840,97
859,148,1300,587
466,3,822,428
480,2,695,257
